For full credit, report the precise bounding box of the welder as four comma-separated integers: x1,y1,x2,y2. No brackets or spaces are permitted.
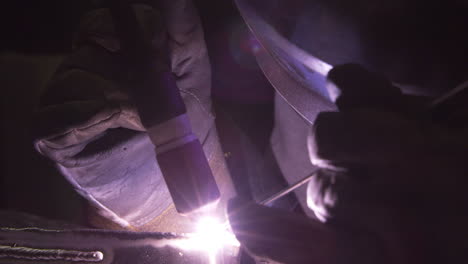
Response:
2,0,466,263
227,0,468,263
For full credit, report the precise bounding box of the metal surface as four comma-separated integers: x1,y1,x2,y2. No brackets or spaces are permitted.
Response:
0,227,236,264
235,0,467,124
0,245,103,262
235,0,336,124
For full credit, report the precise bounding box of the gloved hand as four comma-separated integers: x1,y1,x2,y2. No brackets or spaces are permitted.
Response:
227,197,385,264
228,64,468,264
33,1,220,231
307,64,468,263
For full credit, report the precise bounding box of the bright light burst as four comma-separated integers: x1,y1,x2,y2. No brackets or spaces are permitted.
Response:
171,217,240,264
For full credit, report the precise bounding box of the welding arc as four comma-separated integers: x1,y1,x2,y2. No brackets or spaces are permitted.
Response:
260,170,318,205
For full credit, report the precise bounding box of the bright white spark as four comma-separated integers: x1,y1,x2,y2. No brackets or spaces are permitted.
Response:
171,217,240,264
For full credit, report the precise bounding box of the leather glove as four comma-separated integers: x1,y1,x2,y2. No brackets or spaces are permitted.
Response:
228,64,468,264
307,64,468,263
33,1,215,230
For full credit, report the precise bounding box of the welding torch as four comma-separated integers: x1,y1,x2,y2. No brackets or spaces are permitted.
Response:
109,0,220,216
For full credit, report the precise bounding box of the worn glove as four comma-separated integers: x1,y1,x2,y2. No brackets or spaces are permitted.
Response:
307,64,468,263
33,1,218,230
228,64,468,264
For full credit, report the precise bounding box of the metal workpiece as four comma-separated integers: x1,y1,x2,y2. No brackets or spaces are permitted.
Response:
0,227,238,264
0,245,103,262
235,0,337,124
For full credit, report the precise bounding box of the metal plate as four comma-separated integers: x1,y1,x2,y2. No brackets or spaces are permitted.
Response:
235,0,336,123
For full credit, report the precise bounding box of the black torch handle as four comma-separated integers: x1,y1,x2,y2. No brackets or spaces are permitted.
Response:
109,0,221,215
109,0,186,128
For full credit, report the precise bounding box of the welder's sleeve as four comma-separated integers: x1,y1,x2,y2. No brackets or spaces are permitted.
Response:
32,3,214,228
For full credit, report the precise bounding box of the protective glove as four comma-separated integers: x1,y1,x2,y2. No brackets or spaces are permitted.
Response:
227,198,386,264
308,64,468,263
33,1,220,231
228,64,468,264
